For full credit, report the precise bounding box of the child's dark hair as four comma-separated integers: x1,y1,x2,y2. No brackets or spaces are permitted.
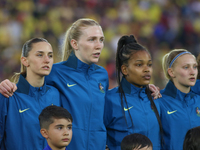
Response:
121,133,152,150
183,126,200,150
39,105,73,129
116,35,164,146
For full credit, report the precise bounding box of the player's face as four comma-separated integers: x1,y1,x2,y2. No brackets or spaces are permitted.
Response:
24,42,53,78
74,25,104,65
122,50,152,88
170,54,197,92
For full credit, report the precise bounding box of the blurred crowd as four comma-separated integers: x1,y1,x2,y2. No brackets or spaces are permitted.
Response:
1,0,200,89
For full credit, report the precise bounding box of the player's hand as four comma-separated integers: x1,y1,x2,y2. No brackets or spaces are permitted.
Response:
149,84,162,99
0,79,17,98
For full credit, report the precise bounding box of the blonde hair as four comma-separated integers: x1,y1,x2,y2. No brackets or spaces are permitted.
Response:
12,38,50,83
62,18,100,61
162,49,190,80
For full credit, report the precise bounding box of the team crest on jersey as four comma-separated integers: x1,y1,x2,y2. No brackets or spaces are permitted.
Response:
196,107,200,117
99,83,105,93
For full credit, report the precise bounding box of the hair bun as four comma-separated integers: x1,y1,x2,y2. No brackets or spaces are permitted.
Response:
124,35,137,45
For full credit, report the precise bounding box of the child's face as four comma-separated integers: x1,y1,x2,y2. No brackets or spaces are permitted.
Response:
47,118,72,149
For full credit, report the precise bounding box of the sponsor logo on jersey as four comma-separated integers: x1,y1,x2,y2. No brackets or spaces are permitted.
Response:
19,108,30,113
124,106,133,111
167,110,177,114
67,83,77,87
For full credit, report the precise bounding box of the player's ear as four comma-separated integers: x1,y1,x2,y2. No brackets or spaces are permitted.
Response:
21,57,29,67
40,128,49,139
121,65,128,76
168,68,175,78
71,39,78,50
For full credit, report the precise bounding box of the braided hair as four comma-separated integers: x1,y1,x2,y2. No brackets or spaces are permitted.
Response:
116,35,164,146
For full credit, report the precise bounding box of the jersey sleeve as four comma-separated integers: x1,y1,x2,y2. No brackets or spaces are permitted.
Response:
104,91,113,127
0,94,8,146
